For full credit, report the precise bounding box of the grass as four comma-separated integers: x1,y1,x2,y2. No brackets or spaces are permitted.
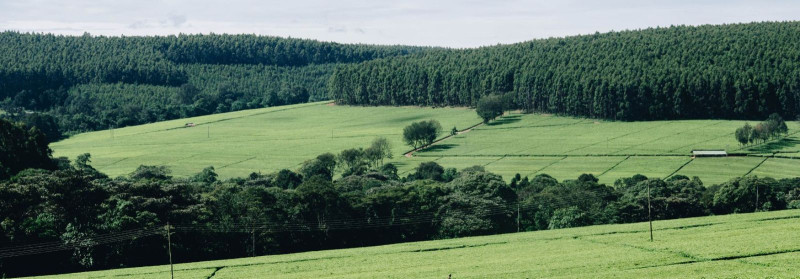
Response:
51,102,480,178
28,209,800,279
52,105,800,185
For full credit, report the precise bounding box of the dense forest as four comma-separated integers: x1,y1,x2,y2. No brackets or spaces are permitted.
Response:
330,21,800,121
0,32,425,138
1,119,799,277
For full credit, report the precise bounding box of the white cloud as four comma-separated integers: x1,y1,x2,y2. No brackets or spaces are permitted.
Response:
0,0,798,47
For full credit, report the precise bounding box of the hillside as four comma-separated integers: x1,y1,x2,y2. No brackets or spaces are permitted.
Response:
51,103,800,184
0,32,426,135
329,21,800,121
28,209,800,278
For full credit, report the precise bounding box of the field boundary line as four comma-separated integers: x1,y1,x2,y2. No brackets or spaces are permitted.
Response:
413,154,687,158
565,121,675,155
218,156,258,169
481,121,593,131
482,155,507,167
530,156,567,176
598,156,630,177
514,119,593,154
665,158,694,179
667,131,734,153
122,102,330,138
206,266,224,279
618,120,724,155
742,157,770,177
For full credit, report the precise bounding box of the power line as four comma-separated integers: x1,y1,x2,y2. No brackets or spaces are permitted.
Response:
0,194,631,259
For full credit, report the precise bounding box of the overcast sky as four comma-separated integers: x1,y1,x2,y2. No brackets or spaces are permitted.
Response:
1,0,799,48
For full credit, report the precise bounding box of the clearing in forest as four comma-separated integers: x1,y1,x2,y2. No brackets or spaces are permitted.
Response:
51,104,800,184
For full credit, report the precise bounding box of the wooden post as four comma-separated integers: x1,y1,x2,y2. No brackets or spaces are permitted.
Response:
166,222,174,279
517,202,520,233
755,184,759,212
647,183,653,242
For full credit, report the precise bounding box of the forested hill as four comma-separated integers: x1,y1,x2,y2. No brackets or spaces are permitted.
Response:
0,32,425,138
329,21,800,121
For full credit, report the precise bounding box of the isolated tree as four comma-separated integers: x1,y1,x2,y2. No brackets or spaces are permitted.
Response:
364,137,392,168
402,120,442,149
476,95,504,123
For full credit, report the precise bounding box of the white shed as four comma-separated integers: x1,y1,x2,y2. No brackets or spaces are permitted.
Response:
691,150,727,157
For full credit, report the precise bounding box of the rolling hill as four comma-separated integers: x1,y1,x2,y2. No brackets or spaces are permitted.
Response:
330,21,800,121
28,209,800,278
51,103,800,185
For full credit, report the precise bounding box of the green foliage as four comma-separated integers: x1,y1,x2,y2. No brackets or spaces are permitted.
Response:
712,176,786,213
0,32,425,133
364,137,393,168
547,206,589,229
129,165,172,180
0,118,55,179
736,114,790,145
36,209,800,279
330,22,800,120
1,146,800,277
300,153,337,180
402,119,442,149
192,166,218,183
410,161,445,181
476,94,504,123
735,123,753,146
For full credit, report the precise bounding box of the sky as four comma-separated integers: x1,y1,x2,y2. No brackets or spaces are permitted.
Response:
1,0,799,48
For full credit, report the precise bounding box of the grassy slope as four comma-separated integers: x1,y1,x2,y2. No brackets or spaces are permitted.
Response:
51,102,480,178
30,209,800,279
51,105,800,184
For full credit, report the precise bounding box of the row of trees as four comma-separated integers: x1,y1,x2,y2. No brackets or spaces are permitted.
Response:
1,146,799,277
735,113,790,146
330,22,800,121
0,32,425,134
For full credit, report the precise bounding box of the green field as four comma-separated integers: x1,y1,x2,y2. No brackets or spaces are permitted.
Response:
29,209,800,279
51,102,480,178
51,104,800,184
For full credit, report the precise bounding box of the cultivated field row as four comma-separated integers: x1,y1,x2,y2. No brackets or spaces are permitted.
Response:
397,155,800,185
51,105,800,184
31,210,800,278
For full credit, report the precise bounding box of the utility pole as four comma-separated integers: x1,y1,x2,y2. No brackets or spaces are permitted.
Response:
647,183,653,242
755,184,759,212
207,125,210,138
166,222,174,279
251,228,256,257
517,202,520,233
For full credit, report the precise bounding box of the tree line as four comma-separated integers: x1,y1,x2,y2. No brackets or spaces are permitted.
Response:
735,113,790,146
1,119,799,277
0,32,426,138
329,22,800,121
